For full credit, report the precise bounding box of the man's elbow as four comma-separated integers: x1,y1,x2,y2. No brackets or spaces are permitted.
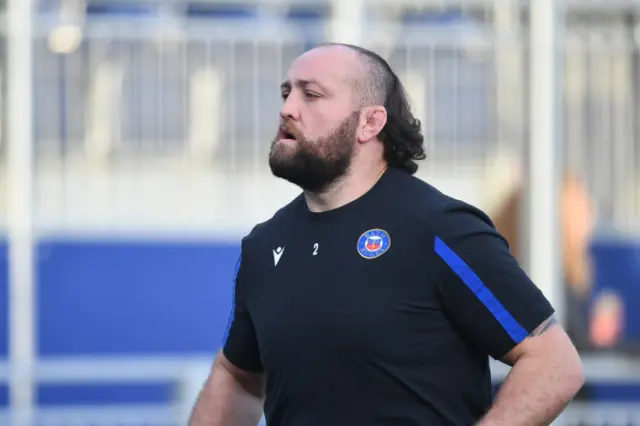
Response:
510,324,586,401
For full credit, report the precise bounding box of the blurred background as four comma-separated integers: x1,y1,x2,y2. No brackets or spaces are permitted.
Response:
0,0,638,425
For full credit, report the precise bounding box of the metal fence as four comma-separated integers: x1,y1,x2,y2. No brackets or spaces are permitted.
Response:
25,27,503,165
0,14,524,235
0,4,635,231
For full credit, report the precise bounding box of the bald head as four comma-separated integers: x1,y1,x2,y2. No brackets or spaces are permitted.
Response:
291,44,393,109
312,43,394,107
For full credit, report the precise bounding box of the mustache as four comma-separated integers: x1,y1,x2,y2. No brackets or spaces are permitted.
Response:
279,123,303,140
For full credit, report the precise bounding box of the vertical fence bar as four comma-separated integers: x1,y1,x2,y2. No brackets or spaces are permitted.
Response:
527,0,564,326
327,0,364,44
7,0,36,424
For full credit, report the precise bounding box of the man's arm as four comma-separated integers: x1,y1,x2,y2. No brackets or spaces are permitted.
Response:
189,351,265,426
476,315,585,426
191,244,265,426
432,202,585,425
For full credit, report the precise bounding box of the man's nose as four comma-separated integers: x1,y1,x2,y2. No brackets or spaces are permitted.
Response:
280,93,301,121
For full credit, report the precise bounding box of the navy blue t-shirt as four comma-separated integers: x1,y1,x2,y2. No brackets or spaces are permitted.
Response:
223,167,554,426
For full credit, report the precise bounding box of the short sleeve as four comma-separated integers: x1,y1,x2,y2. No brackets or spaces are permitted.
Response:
433,202,555,360
222,247,263,373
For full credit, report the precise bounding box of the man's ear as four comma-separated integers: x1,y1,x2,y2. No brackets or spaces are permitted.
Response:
357,106,387,144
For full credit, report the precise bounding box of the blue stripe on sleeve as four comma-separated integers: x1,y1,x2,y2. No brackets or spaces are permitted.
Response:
434,237,528,343
222,255,242,346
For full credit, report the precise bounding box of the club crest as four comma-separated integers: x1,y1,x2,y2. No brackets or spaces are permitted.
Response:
357,228,391,259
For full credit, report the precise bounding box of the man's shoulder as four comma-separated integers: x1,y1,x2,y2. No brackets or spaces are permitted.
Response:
242,192,304,245
385,170,459,216
386,169,494,231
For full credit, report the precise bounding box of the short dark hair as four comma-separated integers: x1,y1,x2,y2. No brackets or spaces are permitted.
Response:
320,43,426,175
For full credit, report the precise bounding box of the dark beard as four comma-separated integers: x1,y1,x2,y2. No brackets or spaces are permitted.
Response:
268,113,358,192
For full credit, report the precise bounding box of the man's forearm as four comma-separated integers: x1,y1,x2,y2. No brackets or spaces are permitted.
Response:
189,356,264,426
476,351,583,426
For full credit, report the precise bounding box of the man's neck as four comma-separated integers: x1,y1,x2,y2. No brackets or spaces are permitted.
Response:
304,162,388,213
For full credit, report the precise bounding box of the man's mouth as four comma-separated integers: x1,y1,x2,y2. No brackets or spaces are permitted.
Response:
280,127,297,141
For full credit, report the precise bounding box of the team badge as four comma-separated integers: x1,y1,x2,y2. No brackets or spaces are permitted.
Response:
357,228,391,259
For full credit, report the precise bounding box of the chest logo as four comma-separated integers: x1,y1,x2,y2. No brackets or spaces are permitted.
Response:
357,229,391,259
273,246,285,266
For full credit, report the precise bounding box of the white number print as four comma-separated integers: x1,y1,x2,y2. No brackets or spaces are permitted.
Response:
312,243,319,256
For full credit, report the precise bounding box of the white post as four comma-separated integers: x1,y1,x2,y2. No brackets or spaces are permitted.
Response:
528,0,564,325
493,0,523,154
327,0,364,45
7,0,36,424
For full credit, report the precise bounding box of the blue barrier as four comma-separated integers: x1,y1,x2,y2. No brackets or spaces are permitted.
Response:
38,383,172,406
0,238,637,353
0,238,632,356
0,237,637,407
591,238,640,341
0,242,6,359
37,240,240,356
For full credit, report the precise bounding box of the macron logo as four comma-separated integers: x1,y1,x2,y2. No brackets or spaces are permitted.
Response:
273,246,285,266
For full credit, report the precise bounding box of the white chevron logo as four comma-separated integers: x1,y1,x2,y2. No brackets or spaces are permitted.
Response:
273,246,285,266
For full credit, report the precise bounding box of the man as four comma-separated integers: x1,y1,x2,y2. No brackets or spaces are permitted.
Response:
189,44,584,426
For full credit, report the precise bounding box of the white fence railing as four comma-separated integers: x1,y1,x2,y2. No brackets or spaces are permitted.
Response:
0,20,635,230
0,12,637,226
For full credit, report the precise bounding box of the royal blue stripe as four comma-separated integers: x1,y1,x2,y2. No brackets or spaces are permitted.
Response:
434,237,528,343
222,255,242,346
